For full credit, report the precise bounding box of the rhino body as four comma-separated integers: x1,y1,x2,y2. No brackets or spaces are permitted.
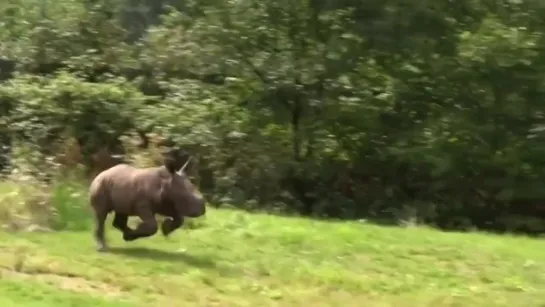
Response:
89,159,205,251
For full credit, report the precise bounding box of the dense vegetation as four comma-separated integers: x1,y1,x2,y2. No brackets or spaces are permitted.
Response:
1,0,545,233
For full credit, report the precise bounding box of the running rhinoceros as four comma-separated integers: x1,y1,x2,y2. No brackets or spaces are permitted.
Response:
88,157,206,252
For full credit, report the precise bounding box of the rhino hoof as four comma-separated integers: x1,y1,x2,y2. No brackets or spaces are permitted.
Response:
97,245,109,252
123,232,137,242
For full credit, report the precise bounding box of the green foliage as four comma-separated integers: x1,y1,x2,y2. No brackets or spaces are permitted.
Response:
1,0,545,233
48,180,90,231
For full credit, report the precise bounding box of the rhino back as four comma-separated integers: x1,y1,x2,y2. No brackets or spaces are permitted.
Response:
96,164,165,214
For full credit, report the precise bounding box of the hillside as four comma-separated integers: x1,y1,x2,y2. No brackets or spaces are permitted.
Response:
0,208,543,306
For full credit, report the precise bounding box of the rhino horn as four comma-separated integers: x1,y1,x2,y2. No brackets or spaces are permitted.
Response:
176,157,192,175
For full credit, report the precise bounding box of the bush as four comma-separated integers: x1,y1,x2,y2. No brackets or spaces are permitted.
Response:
2,0,545,234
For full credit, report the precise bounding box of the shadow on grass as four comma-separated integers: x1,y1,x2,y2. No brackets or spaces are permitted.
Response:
108,246,217,268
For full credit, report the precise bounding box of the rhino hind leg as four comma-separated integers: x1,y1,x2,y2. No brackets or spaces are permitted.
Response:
123,209,158,242
161,217,184,237
112,213,133,234
92,208,109,252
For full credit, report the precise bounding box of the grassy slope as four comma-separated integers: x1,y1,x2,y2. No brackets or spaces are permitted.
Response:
0,208,544,307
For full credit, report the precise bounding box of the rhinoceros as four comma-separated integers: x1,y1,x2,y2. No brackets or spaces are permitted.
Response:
88,157,206,252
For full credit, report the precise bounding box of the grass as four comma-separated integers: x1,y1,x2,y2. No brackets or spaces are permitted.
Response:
0,206,543,307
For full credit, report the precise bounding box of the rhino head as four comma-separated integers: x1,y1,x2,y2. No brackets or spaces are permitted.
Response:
164,157,206,218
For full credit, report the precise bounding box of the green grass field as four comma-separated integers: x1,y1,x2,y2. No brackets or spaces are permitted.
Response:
0,208,544,307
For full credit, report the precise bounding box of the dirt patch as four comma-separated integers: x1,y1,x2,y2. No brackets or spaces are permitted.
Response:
0,267,125,298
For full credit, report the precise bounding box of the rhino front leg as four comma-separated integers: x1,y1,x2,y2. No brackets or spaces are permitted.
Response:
123,209,158,242
161,216,184,237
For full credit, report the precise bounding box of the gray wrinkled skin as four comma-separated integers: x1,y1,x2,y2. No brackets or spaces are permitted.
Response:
89,162,206,252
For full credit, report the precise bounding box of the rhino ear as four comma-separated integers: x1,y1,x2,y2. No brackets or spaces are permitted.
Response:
163,157,179,174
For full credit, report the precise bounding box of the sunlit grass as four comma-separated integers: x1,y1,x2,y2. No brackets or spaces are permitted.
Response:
0,206,543,306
